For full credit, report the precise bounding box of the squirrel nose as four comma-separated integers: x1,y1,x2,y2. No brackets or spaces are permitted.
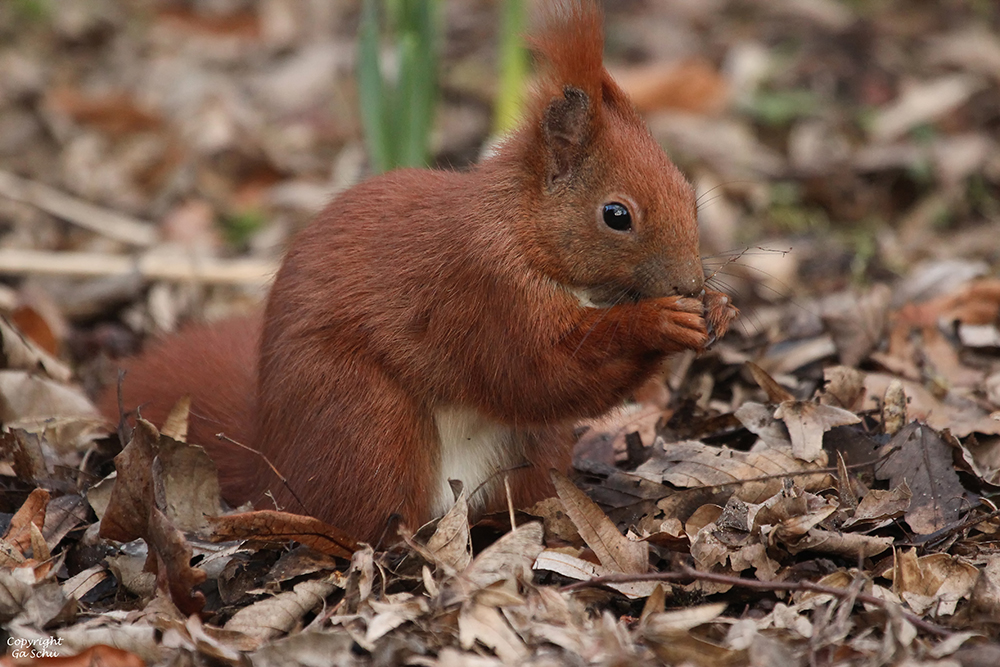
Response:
672,258,704,297
676,271,704,297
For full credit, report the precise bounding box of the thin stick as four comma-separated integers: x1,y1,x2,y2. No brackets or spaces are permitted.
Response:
0,170,157,247
0,249,277,286
561,566,951,637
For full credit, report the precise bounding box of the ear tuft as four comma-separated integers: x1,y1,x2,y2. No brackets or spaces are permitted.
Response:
543,86,591,187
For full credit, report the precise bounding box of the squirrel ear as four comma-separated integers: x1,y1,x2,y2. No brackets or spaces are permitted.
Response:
542,86,592,188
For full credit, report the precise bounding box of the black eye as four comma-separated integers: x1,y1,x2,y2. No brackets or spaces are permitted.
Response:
602,202,632,231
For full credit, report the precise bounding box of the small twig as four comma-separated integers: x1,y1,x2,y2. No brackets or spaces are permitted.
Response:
0,169,158,247
561,566,951,637
215,432,309,516
0,249,278,286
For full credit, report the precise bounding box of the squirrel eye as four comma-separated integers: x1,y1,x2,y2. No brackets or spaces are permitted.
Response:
602,202,632,232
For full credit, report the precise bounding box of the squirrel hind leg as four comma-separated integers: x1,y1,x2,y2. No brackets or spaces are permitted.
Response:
253,353,441,542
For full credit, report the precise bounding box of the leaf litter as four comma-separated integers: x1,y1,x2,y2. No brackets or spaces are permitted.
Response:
2,0,1000,665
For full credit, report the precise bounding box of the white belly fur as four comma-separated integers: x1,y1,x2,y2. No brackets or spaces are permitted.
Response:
432,406,515,517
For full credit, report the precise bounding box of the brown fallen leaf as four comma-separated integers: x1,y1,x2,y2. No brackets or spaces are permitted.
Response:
842,483,912,530
2,488,49,556
889,548,979,616
876,423,969,535
208,510,358,559
160,396,191,442
550,470,648,576
155,437,223,533
819,365,867,412
746,361,794,403
149,507,206,617
819,285,891,368
640,440,833,505
99,419,158,543
425,488,472,574
10,304,58,357
224,579,338,642
460,522,544,591
458,603,528,664
774,400,861,463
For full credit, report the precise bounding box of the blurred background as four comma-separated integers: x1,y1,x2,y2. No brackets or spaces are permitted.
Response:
0,0,998,393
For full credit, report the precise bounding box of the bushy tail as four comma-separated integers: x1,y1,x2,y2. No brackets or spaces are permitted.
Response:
100,314,262,508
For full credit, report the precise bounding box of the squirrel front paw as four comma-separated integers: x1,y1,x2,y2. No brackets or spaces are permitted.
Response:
703,289,739,348
649,296,709,353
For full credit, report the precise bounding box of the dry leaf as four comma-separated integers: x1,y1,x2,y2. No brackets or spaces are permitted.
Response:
461,522,544,591
876,423,968,535
2,488,49,556
550,470,648,576
773,400,861,463
224,579,338,641
746,362,794,403
843,483,912,529
640,440,833,505
149,507,206,616
426,488,472,574
458,603,528,664
99,419,158,543
208,510,358,559
890,548,979,616
531,549,657,599
160,396,191,442
614,58,729,115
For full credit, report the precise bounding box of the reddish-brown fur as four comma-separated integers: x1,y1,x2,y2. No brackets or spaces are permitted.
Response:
101,2,737,543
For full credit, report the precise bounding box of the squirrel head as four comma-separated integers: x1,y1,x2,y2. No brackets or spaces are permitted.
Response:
506,2,704,307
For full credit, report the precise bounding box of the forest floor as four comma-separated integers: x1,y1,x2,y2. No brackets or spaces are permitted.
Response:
2,1,1000,665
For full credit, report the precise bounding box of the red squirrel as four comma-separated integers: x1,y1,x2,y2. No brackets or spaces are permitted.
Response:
101,3,737,543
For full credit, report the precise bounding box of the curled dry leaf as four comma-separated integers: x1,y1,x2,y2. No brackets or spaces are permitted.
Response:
842,483,912,529
819,284,891,368
890,548,979,616
149,507,207,617
425,487,472,574
160,395,191,442
0,315,72,382
783,528,894,559
462,522,544,591
2,488,49,556
364,595,430,645
99,418,158,543
746,361,794,403
458,603,528,664
224,578,338,642
640,602,727,639
208,510,358,559
773,400,861,463
820,365,867,412
155,437,222,533
532,550,655,599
